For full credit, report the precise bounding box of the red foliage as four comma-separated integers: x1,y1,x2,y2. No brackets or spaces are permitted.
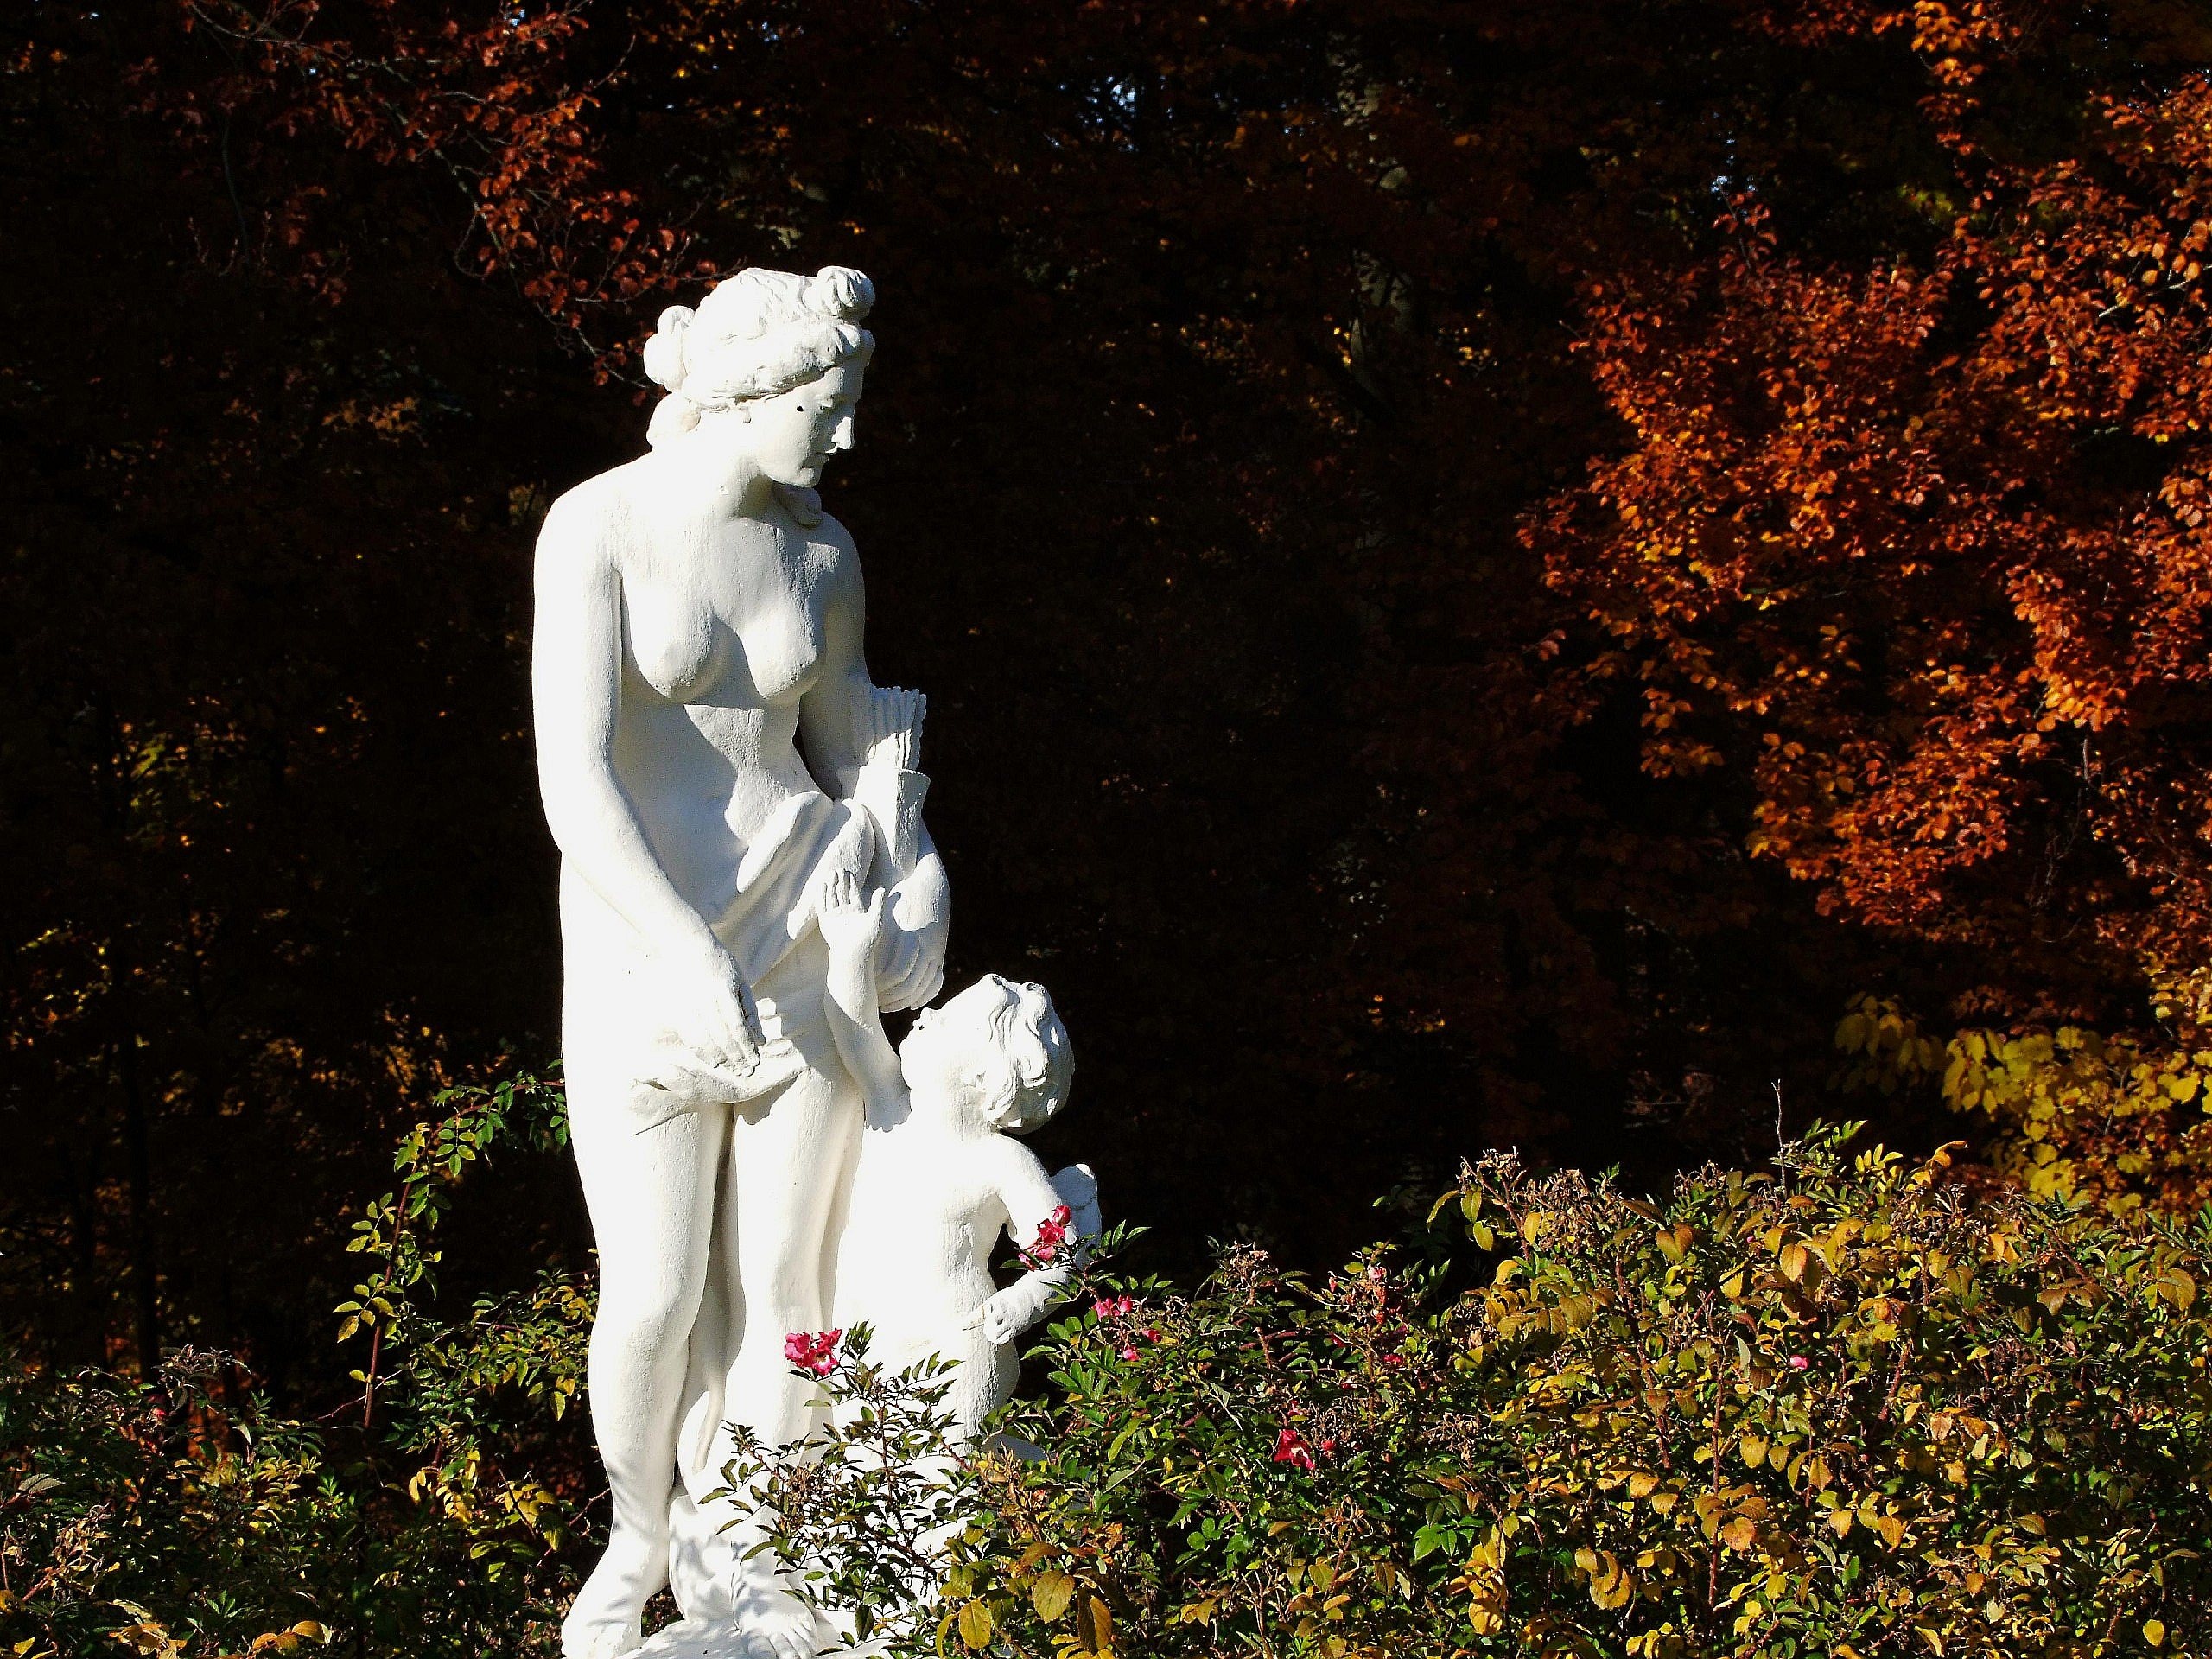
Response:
1538,9,2212,988
177,1,692,345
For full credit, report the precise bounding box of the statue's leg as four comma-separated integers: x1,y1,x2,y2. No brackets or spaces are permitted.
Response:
715,1051,866,1658
725,1059,863,1439
563,1083,729,1659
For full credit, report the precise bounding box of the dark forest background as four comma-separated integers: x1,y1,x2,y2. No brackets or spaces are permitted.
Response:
8,0,2212,1401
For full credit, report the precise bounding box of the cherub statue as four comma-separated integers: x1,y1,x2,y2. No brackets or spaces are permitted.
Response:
815,705,1098,1445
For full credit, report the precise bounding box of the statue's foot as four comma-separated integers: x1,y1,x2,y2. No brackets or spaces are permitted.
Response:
562,1611,643,1659
563,1534,666,1659
733,1574,827,1659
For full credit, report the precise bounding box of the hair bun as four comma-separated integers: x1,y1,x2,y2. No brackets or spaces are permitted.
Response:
805,266,875,322
642,306,694,391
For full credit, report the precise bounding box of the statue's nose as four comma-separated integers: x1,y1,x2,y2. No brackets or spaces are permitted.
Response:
831,415,855,450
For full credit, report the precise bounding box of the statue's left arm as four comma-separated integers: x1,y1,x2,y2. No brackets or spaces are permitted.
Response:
797,543,950,1012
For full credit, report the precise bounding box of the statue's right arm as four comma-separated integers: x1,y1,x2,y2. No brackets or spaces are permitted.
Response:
531,501,760,1068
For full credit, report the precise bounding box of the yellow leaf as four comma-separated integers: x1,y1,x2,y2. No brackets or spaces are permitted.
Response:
957,1599,994,1651
1739,1433,1768,1469
1077,1593,1116,1655
1587,1549,1633,1611
1627,1471,1660,1499
1033,1571,1076,1623
2145,1619,2166,1648
1780,1243,1809,1282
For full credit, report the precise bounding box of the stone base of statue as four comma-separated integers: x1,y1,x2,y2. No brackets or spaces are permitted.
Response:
628,1619,810,1659
631,1620,737,1659
632,1613,887,1659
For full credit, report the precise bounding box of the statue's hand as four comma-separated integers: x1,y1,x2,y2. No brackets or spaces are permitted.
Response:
659,938,764,1077
874,919,946,1011
817,868,889,963
854,682,925,773
976,1284,1039,1347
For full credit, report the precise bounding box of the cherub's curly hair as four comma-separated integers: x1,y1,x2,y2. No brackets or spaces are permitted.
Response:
641,266,874,448
981,979,1074,1133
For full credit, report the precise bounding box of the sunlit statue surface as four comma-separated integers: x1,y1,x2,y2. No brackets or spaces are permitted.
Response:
531,267,1090,1659
819,856,1099,1447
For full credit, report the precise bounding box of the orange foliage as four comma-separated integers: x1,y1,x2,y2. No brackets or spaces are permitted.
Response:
1537,1,2212,1203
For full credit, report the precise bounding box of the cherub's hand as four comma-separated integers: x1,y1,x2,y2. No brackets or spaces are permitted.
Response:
976,1285,1038,1346
817,868,888,963
854,683,925,773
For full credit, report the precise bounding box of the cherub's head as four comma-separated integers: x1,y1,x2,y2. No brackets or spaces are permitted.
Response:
898,974,1072,1133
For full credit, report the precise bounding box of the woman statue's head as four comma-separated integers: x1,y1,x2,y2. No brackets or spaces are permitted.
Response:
642,265,876,486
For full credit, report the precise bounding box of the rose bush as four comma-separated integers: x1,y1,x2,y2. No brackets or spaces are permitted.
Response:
3,1093,2205,1657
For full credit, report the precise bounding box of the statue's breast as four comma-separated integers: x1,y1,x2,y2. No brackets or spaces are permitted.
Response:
623,580,726,704
726,588,825,708
622,527,832,708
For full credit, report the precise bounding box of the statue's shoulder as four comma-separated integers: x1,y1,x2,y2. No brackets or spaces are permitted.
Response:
544,462,640,530
535,463,645,574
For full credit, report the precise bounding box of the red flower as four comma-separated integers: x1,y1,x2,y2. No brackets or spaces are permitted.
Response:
1273,1427,1317,1471
1026,1205,1074,1265
1092,1294,1135,1319
783,1329,842,1377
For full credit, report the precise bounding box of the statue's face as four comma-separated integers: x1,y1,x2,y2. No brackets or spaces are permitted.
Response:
747,361,865,489
899,974,1017,1107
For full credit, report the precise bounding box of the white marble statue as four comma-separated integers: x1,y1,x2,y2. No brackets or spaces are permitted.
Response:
817,850,1100,1446
532,266,952,1659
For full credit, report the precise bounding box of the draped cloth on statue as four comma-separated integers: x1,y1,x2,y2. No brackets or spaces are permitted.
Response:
559,786,875,1633
562,788,874,1126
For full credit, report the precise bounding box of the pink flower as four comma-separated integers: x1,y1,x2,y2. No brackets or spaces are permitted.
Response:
783,1329,842,1377
1788,1355,1810,1371
1027,1205,1074,1265
1273,1427,1317,1471
1092,1294,1135,1319
1119,1345,1140,1362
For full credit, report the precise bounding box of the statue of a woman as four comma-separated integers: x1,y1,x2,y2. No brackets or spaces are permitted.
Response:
532,266,950,1659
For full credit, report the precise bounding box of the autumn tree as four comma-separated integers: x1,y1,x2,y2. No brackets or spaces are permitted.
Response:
1535,1,2212,1211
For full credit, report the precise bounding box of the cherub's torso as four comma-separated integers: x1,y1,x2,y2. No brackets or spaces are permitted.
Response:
834,1122,1013,1343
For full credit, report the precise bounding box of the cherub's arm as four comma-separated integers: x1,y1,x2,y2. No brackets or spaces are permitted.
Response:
817,871,908,1126
976,1146,1103,1345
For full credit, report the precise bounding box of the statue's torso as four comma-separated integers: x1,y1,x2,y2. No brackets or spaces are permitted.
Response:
571,467,859,916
